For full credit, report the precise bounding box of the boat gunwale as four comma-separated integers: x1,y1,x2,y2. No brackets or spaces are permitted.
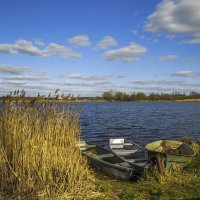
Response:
145,139,196,157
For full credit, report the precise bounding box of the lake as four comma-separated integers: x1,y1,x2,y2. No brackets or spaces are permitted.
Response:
79,102,200,147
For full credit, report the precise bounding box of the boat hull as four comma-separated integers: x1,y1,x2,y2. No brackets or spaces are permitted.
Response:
85,154,133,180
166,153,193,170
146,140,195,170
80,141,137,180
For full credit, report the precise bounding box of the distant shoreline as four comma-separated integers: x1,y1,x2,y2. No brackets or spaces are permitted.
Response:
78,99,200,102
77,99,200,102
1,98,200,103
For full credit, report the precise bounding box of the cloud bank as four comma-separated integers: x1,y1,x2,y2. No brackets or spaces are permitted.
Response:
67,74,106,81
0,64,32,74
145,0,200,44
0,39,81,59
132,80,184,85
170,71,200,77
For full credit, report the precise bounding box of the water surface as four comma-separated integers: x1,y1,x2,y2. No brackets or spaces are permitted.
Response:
79,102,200,147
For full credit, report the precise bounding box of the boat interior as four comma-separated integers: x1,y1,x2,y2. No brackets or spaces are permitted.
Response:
79,140,131,166
109,138,148,167
145,140,195,156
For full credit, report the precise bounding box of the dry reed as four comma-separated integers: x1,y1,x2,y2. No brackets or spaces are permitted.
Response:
0,98,96,199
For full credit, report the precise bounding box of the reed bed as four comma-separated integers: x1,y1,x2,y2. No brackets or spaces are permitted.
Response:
0,98,96,199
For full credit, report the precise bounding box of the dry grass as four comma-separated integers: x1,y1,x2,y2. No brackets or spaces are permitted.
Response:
0,98,96,199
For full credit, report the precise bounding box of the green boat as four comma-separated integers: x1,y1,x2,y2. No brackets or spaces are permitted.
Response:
109,138,150,169
79,140,143,180
145,140,196,170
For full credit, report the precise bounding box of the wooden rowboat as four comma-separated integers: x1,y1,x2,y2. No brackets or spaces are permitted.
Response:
79,140,142,180
109,138,150,171
145,140,196,170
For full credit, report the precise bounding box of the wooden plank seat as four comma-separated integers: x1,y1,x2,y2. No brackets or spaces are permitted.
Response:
118,162,131,167
123,157,147,163
131,161,148,167
86,144,96,148
79,142,96,150
123,158,148,167
110,143,133,149
92,153,114,159
123,143,133,146
113,149,140,155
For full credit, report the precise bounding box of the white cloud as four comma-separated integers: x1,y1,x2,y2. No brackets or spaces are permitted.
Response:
132,80,185,85
183,38,200,44
0,80,26,86
0,39,81,59
0,64,32,74
0,44,13,54
43,43,81,58
68,35,91,47
34,39,44,46
64,80,111,87
171,71,200,77
126,79,200,93
145,0,200,44
159,55,178,61
96,36,117,50
67,74,106,81
14,39,43,56
3,76,47,81
103,42,147,62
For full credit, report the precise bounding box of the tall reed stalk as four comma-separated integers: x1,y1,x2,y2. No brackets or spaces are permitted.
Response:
0,98,95,199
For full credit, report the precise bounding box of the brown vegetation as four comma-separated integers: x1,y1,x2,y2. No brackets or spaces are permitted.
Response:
0,98,96,199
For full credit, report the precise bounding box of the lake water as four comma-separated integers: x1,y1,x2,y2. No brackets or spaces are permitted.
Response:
79,102,200,147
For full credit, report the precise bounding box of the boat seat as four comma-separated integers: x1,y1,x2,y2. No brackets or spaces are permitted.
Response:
79,141,87,150
123,157,147,163
118,162,131,167
110,144,124,148
87,144,96,148
113,149,139,155
92,153,114,159
124,143,133,146
110,143,133,149
110,138,125,149
132,161,148,167
78,141,96,150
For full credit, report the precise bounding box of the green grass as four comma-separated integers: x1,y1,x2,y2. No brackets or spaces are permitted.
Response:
94,142,200,200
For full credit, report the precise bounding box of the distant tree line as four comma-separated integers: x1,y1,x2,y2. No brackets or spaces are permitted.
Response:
102,91,200,101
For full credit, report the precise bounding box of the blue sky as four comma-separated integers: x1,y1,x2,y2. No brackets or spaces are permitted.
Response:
0,0,200,96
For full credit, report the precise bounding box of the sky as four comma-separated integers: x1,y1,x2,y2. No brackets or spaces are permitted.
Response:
0,0,200,97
